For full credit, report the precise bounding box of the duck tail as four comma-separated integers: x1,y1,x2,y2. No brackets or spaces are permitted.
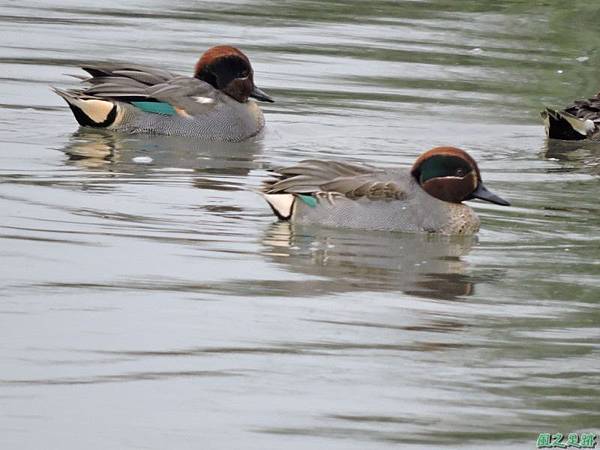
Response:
262,193,296,220
52,87,119,128
541,107,593,140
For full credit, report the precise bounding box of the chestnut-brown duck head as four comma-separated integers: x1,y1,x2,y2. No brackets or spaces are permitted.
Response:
411,146,510,206
194,45,273,103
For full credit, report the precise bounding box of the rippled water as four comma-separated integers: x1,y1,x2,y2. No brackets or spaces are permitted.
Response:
1,1,599,449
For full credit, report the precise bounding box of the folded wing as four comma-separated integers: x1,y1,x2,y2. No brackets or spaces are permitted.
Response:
264,160,407,201
66,64,219,117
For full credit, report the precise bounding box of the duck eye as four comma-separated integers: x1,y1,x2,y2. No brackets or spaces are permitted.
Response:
455,168,465,177
239,70,250,78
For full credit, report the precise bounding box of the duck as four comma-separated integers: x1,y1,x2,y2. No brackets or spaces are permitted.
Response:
541,93,600,140
261,147,510,235
52,45,274,142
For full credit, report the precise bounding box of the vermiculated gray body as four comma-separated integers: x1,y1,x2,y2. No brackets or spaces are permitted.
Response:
114,93,265,141
264,161,481,235
53,64,266,142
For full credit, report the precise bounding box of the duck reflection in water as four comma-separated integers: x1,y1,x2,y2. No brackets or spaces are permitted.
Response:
60,128,264,177
261,222,477,300
544,139,600,176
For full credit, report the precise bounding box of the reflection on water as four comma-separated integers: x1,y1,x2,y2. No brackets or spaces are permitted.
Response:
262,222,476,299
62,128,264,175
544,138,600,175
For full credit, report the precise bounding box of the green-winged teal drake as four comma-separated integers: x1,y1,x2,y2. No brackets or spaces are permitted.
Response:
52,45,273,142
262,147,510,235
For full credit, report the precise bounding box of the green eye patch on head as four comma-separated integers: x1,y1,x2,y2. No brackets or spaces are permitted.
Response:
417,155,473,184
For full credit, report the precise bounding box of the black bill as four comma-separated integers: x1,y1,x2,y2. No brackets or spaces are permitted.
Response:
250,86,274,103
472,183,510,206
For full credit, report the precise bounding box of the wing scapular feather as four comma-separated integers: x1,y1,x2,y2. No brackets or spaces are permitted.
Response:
55,64,219,117
263,160,407,201
81,63,175,85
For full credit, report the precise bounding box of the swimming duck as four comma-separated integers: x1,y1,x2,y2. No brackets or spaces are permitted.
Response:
541,93,600,140
52,45,273,142
262,147,510,235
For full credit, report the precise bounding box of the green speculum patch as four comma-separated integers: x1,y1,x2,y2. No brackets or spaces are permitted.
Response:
132,101,177,116
298,194,318,208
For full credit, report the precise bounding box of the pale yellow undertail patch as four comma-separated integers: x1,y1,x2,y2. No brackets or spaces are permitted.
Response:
72,98,115,123
263,193,295,219
52,87,123,127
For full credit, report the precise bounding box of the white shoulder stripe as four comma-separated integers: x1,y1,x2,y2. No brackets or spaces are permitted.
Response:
192,96,215,104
